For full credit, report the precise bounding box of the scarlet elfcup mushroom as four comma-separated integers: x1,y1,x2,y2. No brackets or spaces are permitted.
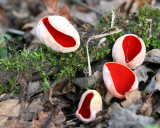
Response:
103,62,138,99
76,90,102,123
112,34,146,69
36,16,80,53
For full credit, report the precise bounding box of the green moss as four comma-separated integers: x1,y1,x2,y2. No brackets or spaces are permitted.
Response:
0,83,8,94
0,6,160,94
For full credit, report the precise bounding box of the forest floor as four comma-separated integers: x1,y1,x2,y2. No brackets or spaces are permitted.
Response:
0,0,160,128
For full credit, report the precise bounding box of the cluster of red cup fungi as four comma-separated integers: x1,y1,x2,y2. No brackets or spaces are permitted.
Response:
36,16,146,123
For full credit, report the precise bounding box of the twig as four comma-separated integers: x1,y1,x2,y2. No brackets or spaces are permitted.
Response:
146,19,152,39
86,28,123,76
111,8,115,28
41,105,61,128
7,28,25,35
70,0,103,16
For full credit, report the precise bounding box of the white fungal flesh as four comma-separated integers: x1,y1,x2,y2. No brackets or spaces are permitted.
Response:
36,15,80,53
112,34,146,69
76,90,102,123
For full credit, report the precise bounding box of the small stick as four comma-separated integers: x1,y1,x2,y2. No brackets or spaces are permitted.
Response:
146,19,152,39
7,28,25,35
86,29,123,76
111,8,115,29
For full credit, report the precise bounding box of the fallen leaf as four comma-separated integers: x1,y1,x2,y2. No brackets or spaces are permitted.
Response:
0,99,21,126
135,0,152,9
22,21,37,35
5,119,28,128
28,98,44,113
134,65,153,83
86,0,99,8
0,7,9,33
72,71,103,89
52,77,76,95
125,103,142,113
99,0,125,13
27,81,42,96
121,90,142,107
62,82,76,94
146,69,160,92
52,96,71,108
140,91,159,116
22,10,50,36
119,0,154,14
97,38,106,49
140,98,153,116
108,103,154,128
71,5,98,25
12,10,29,19
31,106,65,128
144,49,160,64
44,0,71,20
154,74,160,91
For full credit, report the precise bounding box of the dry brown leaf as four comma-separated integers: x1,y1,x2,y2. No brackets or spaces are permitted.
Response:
27,81,42,96
12,10,29,19
22,22,37,35
5,119,27,128
71,5,98,25
28,98,44,113
22,10,50,36
0,99,21,126
86,0,99,8
140,91,159,116
31,106,65,128
140,99,153,116
121,90,142,107
0,7,9,33
146,69,160,92
44,0,71,20
144,49,160,64
119,0,154,14
52,79,76,95
72,71,103,89
0,93,6,99
155,74,160,90
135,0,152,9
134,65,153,83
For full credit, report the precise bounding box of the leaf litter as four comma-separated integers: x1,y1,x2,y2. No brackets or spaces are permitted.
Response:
0,0,160,127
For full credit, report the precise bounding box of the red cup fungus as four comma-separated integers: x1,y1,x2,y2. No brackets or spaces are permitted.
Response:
112,34,146,69
76,90,102,123
103,62,138,99
36,15,80,53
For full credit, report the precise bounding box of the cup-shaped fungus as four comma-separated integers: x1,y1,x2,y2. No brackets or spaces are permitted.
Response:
103,62,138,99
76,90,102,123
112,34,146,69
36,15,80,53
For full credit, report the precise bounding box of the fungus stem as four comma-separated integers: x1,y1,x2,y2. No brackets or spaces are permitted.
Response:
105,92,113,104
86,38,92,76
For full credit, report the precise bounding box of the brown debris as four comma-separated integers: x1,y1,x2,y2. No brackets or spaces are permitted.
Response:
140,91,160,116
119,0,154,14
121,90,142,107
44,0,71,21
0,99,21,126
